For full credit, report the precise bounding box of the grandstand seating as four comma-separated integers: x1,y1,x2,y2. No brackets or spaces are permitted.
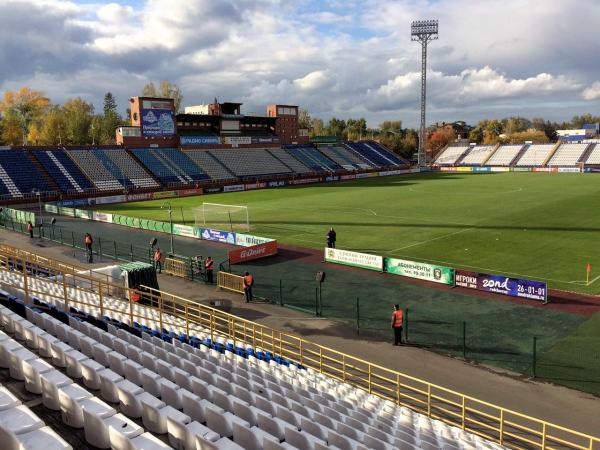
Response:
0,254,510,450
209,149,293,178
318,146,372,170
0,150,56,198
284,145,342,172
129,148,209,185
67,150,124,191
583,144,600,164
459,146,496,166
31,149,95,194
344,141,406,167
515,144,556,166
266,148,312,174
432,146,471,165
94,149,160,189
547,144,588,167
484,145,524,166
184,150,236,181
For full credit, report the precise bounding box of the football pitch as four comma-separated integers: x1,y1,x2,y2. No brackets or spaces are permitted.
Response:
99,171,600,295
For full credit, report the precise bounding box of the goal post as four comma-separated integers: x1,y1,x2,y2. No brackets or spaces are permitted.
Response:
194,203,250,232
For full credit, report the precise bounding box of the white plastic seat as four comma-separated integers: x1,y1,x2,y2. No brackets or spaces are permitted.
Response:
0,385,21,411
232,399,263,427
111,430,174,450
141,351,158,372
300,417,329,441
37,333,59,358
143,401,190,435
328,429,369,450
205,404,250,438
8,346,37,380
169,419,219,450
108,351,128,376
0,424,72,450
40,370,74,410
13,318,36,341
124,360,144,386
0,405,45,434
22,358,55,394
60,391,115,429
92,343,113,366
141,368,162,397
99,369,125,403
0,339,22,368
50,341,72,368
232,422,277,450
24,325,45,349
285,426,326,450
364,434,394,450
116,379,145,418
80,358,106,390
159,378,183,409
64,349,89,378
257,411,288,441
83,410,142,449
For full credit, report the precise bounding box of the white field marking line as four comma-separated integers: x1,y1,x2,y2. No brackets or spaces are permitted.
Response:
569,275,600,286
387,254,576,285
389,228,473,253
408,186,524,195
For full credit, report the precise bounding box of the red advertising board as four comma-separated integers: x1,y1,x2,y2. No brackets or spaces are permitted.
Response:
177,188,203,197
229,240,278,264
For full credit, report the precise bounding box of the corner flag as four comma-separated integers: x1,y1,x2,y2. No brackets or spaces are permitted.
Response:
586,262,591,285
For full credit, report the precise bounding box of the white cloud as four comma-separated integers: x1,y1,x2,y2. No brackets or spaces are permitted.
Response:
293,71,333,91
582,82,600,100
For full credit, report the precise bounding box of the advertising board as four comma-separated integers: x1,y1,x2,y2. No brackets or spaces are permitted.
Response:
340,174,356,180
177,188,203,197
455,270,547,302
557,167,581,173
200,228,236,244
251,136,279,144
92,212,112,223
489,167,510,172
378,169,411,176
141,100,175,137
355,173,369,179
224,136,251,145
223,184,245,193
473,167,491,172
290,178,321,185
325,176,339,182
584,167,600,173
152,191,178,200
267,181,288,188
384,258,454,285
180,136,220,145
229,240,278,264
235,233,274,247
92,195,126,205
45,204,58,214
244,183,266,191
204,187,223,193
172,224,196,238
440,167,456,172
126,192,153,202
456,167,473,172
324,248,382,271
532,167,558,173
512,167,531,172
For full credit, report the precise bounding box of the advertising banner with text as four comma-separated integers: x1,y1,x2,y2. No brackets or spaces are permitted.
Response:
152,191,178,200
200,227,236,244
180,136,220,145
229,240,278,264
455,270,547,302
235,233,275,247
384,258,454,285
324,248,383,271
223,184,245,192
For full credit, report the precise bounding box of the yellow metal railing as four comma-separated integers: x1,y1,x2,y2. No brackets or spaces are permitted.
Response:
0,245,598,450
217,271,244,294
164,257,188,278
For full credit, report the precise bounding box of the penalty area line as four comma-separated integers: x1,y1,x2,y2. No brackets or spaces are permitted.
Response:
389,228,473,253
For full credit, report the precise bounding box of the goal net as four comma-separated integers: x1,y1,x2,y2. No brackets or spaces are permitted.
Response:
194,203,250,232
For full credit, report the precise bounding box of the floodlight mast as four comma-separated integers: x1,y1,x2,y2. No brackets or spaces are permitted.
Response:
411,19,438,167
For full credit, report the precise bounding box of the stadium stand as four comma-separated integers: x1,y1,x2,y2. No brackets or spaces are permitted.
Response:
345,141,406,167
31,149,95,194
583,144,600,164
129,148,208,185
318,146,369,170
546,143,589,167
209,149,293,178
184,150,237,181
0,150,56,198
458,145,496,166
484,145,524,166
432,146,471,165
0,249,516,450
265,148,313,174
93,149,160,189
514,144,556,166
284,145,342,172
67,149,124,191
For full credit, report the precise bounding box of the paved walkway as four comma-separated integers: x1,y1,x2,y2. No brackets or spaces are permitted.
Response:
3,230,600,438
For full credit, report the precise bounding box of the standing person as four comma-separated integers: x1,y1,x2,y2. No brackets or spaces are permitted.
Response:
243,271,254,303
326,227,337,248
84,233,93,263
391,304,404,346
204,256,214,284
27,221,34,238
154,248,162,274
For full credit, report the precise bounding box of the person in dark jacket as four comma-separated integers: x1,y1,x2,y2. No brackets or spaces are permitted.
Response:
326,227,337,248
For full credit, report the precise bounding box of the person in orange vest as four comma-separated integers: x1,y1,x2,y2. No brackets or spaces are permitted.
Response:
130,288,141,303
154,248,162,274
84,233,93,263
204,256,214,284
391,304,404,346
243,271,254,303
27,221,34,238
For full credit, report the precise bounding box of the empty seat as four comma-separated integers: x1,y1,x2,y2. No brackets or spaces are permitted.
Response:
168,419,219,450
83,409,142,449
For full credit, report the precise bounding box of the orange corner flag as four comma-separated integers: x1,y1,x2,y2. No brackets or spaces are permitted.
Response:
587,262,591,273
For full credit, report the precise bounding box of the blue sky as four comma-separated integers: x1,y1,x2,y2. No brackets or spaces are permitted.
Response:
1,0,600,127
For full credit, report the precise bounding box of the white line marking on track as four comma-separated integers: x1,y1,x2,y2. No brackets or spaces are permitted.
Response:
389,228,473,253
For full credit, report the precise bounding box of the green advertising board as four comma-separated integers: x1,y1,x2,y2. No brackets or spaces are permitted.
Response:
384,257,454,285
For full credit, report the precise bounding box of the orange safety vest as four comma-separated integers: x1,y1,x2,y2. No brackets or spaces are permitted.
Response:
27,223,33,232
130,290,141,302
205,259,214,270
392,310,403,328
85,235,92,245
154,251,162,262
243,274,253,288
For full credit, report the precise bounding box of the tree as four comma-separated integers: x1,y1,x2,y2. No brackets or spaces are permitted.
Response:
101,92,121,144
298,109,311,129
1,112,23,145
508,129,549,144
570,114,600,129
503,117,531,136
326,117,346,139
309,117,324,137
428,128,456,152
469,127,483,143
345,118,367,140
27,122,42,145
62,98,94,145
39,107,67,146
142,80,183,112
380,120,403,135
532,117,557,141
0,87,49,144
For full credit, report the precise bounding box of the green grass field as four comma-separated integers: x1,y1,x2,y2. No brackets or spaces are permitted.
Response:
99,171,600,295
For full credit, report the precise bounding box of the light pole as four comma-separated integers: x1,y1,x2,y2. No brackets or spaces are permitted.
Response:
33,190,42,226
411,19,439,167
161,202,174,255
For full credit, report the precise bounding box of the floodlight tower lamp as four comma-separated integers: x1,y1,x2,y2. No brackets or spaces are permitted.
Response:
411,19,438,167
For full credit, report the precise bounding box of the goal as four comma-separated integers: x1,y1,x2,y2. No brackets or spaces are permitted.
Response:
194,203,250,232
